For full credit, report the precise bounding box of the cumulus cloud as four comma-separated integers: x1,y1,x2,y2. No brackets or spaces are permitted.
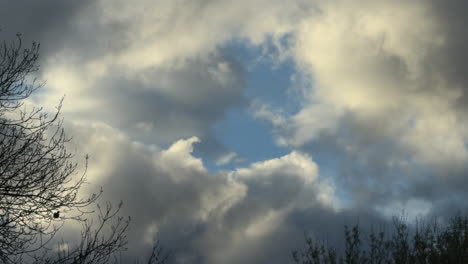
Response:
64,121,336,264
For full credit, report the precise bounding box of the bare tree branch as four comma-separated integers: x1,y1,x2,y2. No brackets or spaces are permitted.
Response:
0,33,167,264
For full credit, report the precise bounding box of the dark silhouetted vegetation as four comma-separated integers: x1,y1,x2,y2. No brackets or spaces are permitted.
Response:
293,213,468,264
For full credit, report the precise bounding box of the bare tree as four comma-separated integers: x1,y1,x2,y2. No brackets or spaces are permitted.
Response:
0,34,167,263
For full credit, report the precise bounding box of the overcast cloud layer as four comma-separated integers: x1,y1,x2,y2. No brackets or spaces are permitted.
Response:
1,0,468,263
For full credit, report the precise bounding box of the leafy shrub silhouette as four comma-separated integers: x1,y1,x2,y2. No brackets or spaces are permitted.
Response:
293,213,468,264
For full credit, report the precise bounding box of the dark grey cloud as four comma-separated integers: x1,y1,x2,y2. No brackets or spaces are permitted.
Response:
83,54,246,147
429,0,468,96
295,110,468,220
0,0,97,58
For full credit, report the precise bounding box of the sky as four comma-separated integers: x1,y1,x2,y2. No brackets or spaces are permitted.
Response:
1,0,468,263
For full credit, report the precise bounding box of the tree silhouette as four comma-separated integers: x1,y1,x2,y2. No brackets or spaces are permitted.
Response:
0,33,167,263
293,213,468,264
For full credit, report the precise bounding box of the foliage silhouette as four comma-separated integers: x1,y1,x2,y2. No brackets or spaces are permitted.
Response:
293,213,468,264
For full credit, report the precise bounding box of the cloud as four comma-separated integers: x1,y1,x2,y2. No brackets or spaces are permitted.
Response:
253,101,343,147
0,0,313,162
39,53,246,147
2,0,316,161
3,0,468,262
64,120,337,264
245,0,468,216
288,0,468,164
215,151,240,166
0,0,94,56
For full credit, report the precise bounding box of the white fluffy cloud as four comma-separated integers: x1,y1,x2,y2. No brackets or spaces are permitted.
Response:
280,0,468,165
